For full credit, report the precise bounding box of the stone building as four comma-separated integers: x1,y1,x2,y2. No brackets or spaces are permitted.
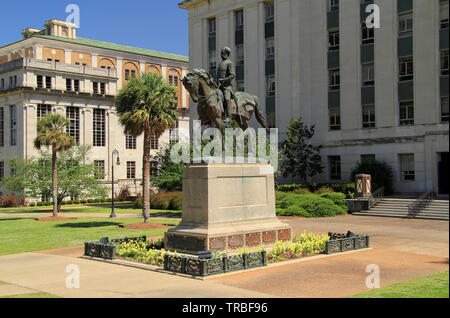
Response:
0,19,190,198
179,0,449,195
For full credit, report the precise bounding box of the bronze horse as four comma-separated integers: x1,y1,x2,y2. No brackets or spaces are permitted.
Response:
181,69,268,132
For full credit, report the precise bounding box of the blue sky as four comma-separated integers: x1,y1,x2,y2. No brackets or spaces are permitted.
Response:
0,0,189,56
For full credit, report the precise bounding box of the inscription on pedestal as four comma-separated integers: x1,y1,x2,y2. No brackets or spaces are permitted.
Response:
278,229,291,242
209,237,227,251
228,234,244,249
246,233,261,247
262,231,276,244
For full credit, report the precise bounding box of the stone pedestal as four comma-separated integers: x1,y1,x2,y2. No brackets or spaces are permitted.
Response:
355,174,373,199
164,163,292,254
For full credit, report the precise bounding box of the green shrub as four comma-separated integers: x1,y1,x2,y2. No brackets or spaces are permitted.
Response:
168,192,183,210
351,160,394,195
134,197,143,209
319,193,348,212
315,187,335,194
275,191,289,202
29,202,36,207
134,192,183,211
277,193,346,218
73,200,81,205
293,188,312,194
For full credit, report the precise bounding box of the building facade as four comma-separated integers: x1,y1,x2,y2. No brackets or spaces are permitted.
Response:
0,19,191,198
179,0,449,195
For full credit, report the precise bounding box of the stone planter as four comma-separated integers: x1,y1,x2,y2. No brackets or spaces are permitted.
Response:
164,251,267,277
325,232,370,255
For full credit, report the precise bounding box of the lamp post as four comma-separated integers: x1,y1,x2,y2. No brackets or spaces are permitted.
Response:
110,150,120,218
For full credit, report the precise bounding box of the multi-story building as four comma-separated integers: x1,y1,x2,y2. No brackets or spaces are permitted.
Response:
179,0,449,195
0,19,191,198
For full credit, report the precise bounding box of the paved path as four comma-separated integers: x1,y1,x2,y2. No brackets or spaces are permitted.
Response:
0,215,448,298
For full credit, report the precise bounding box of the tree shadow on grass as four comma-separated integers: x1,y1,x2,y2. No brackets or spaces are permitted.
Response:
55,222,122,228
0,218,28,222
150,212,182,218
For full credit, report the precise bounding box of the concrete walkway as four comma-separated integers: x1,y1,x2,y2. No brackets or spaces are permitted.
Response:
0,215,448,298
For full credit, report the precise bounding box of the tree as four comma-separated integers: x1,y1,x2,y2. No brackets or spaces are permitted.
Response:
280,118,324,183
0,145,107,211
116,72,178,223
34,114,75,217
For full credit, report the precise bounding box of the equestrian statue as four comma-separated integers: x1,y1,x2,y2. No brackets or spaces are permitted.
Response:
181,46,268,133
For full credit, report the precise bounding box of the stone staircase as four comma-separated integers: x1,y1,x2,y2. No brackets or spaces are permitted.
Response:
353,197,449,221
353,198,415,218
415,200,449,221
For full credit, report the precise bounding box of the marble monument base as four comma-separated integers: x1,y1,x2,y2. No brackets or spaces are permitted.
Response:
164,163,292,254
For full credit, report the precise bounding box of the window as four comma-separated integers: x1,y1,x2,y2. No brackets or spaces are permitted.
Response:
400,101,414,126
329,30,339,51
362,23,374,45
209,52,216,71
237,80,245,92
361,154,376,163
399,57,413,81
0,161,4,181
74,79,80,92
399,13,413,37
66,79,72,91
266,75,275,96
45,76,52,89
93,82,99,94
170,121,179,145
266,2,274,23
93,109,106,147
37,104,52,120
37,75,43,88
0,108,3,147
441,1,449,29
329,156,341,180
1,79,4,90
127,162,136,179
100,83,106,95
125,70,130,80
209,18,216,36
236,44,244,65
441,50,449,76
235,10,244,31
126,134,137,150
66,107,80,144
150,161,158,177
150,136,159,150
266,38,275,60
329,69,340,91
441,96,449,123
328,0,339,12
362,105,376,128
400,154,415,181
362,63,375,86
329,107,341,130
94,160,105,180
10,106,16,146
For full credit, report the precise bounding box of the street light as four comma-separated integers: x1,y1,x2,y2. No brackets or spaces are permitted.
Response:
110,150,120,218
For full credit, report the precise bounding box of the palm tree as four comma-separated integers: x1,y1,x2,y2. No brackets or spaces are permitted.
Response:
34,114,75,217
116,72,178,223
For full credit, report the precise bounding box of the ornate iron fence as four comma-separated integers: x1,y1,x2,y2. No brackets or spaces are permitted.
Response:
407,190,436,219
369,187,385,208
325,232,370,254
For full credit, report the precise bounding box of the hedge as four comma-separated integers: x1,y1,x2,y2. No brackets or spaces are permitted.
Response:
134,192,183,211
276,193,347,218
276,182,355,198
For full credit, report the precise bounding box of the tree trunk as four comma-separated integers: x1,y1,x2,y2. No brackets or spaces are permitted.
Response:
52,147,58,217
142,128,152,223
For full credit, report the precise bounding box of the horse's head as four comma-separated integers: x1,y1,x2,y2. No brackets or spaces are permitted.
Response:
182,69,218,103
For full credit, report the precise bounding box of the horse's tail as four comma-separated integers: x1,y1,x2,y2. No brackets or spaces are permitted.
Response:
254,96,269,132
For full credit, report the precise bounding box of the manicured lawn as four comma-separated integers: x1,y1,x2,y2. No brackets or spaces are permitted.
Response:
0,203,181,218
1,292,60,298
350,271,449,298
0,217,179,256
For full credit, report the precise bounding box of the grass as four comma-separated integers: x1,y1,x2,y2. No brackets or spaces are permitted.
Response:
350,271,449,298
1,292,60,298
0,203,181,218
0,217,179,256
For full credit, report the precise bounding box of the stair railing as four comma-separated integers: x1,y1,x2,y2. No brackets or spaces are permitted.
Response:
407,190,436,219
369,187,385,209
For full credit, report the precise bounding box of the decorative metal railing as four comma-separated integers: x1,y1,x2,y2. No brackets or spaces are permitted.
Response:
407,190,436,219
369,187,385,208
